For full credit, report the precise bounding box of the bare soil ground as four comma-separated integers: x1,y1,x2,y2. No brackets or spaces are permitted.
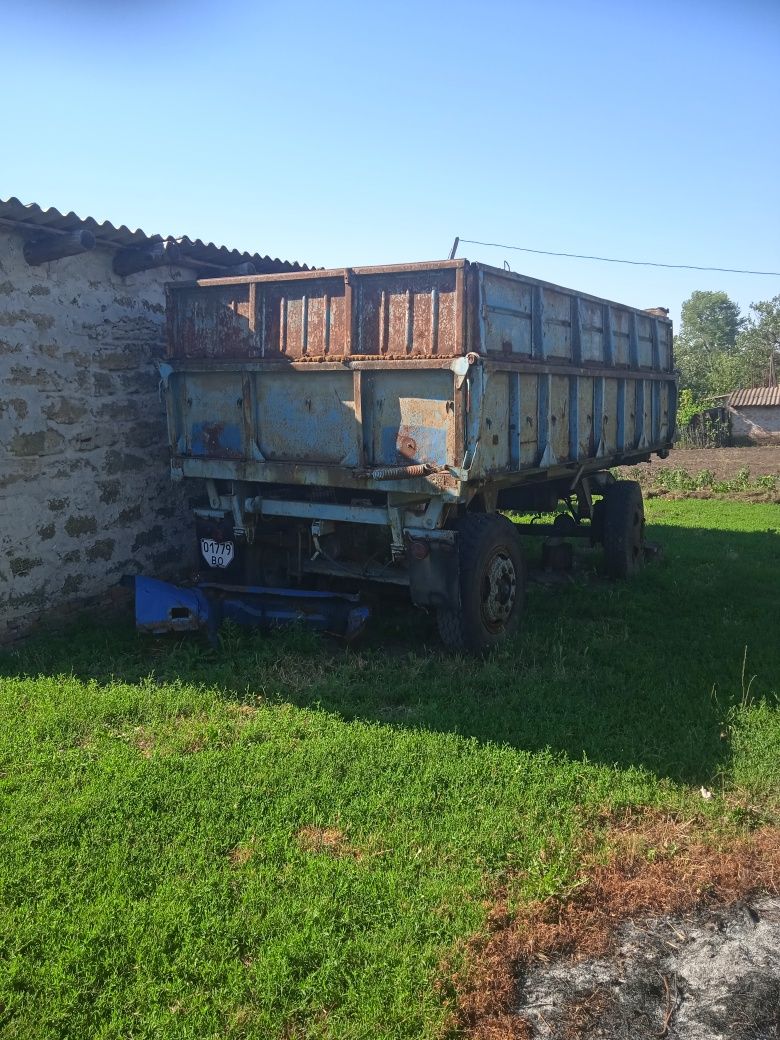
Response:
518,898,780,1040
453,821,780,1040
622,446,780,482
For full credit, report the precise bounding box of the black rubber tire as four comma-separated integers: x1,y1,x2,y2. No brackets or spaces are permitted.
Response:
590,499,605,544
436,513,525,654
602,480,645,578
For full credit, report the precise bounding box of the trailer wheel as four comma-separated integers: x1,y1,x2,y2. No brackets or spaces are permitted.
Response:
437,513,524,653
602,481,645,578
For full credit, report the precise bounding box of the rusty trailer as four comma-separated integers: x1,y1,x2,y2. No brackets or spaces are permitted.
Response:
148,259,676,651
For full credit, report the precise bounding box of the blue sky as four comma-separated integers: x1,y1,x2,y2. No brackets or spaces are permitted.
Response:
3,0,778,327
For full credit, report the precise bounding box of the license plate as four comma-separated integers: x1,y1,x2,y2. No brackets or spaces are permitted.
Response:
200,539,235,569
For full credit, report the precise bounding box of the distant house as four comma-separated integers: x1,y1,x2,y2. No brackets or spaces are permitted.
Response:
714,387,780,444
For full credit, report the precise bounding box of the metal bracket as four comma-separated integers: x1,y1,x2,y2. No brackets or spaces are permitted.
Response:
575,475,594,521
451,351,480,389
230,491,246,539
206,479,220,509
157,361,174,392
404,527,456,544
539,442,558,468
311,519,336,560
411,496,446,531
387,506,405,556
458,439,480,475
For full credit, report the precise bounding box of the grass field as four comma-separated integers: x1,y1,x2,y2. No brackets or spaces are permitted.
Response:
1,498,778,1039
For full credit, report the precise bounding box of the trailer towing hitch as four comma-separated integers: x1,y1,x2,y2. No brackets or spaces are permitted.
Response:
123,576,370,643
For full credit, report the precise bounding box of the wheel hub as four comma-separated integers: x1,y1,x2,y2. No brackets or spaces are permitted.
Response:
481,551,518,629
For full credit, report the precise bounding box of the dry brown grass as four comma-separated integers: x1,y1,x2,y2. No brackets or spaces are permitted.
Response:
230,703,259,718
126,705,261,759
228,842,255,868
450,816,780,1039
133,727,155,758
296,826,363,860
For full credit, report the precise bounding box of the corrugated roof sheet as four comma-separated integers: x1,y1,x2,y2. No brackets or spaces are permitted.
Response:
727,386,780,408
0,196,308,273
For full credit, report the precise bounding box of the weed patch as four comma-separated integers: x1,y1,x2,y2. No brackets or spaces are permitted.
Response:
650,465,777,495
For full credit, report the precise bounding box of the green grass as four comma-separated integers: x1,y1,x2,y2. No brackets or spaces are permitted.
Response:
1,499,778,1040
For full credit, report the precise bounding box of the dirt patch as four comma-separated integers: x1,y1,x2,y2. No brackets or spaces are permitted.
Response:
228,842,254,868
296,826,362,860
451,820,780,1040
132,726,155,758
124,707,261,758
519,897,780,1039
621,446,780,483
229,703,259,718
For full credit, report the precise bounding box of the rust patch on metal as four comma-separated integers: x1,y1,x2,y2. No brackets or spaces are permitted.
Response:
170,266,462,360
200,421,243,458
397,425,418,460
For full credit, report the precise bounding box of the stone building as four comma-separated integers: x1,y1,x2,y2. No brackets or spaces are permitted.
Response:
0,197,303,643
717,387,780,444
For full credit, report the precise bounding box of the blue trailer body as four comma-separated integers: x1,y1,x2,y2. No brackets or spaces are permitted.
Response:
161,260,675,492
148,260,676,650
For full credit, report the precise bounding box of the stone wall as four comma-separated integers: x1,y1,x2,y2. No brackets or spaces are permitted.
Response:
729,406,780,444
0,226,199,643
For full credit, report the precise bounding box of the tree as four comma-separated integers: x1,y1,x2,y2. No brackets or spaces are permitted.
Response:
737,295,780,387
675,290,745,398
675,291,780,400
680,290,744,353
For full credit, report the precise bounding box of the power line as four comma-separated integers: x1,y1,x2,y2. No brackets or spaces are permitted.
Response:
456,238,780,277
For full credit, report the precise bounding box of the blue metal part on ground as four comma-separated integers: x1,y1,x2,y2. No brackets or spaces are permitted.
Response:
131,576,209,634
127,576,370,641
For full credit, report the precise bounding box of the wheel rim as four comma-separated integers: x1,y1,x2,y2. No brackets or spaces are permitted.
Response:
480,550,518,631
